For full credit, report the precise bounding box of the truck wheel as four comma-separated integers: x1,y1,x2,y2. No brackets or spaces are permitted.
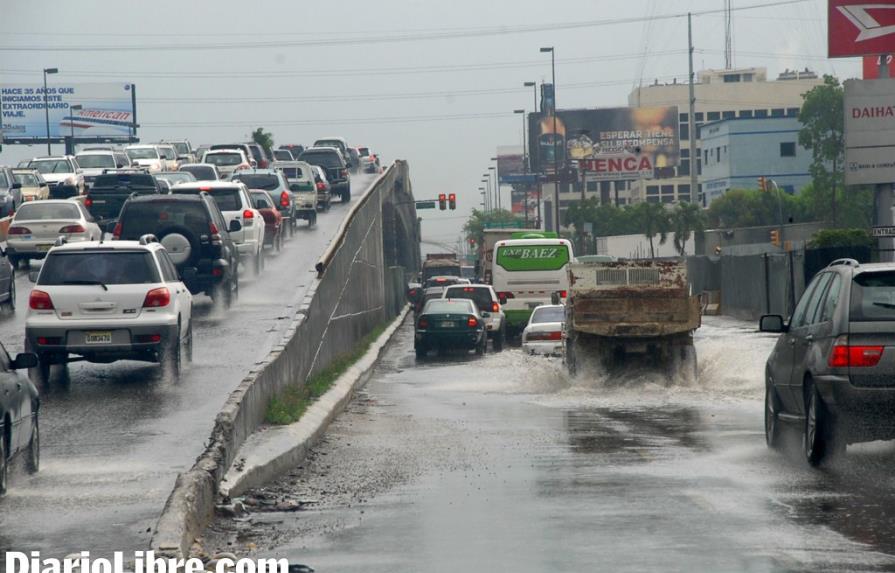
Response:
493,329,504,352
565,336,577,375
25,415,39,475
309,212,317,227
672,344,698,385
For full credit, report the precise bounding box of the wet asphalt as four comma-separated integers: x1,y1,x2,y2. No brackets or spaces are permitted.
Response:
0,174,377,558
206,316,895,573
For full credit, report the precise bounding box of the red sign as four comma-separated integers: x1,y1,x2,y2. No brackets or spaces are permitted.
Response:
830,1,895,58
579,155,654,180
863,54,895,77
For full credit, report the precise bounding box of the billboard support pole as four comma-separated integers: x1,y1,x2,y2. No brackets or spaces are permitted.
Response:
688,12,698,205
876,57,894,262
131,84,138,142
43,71,51,156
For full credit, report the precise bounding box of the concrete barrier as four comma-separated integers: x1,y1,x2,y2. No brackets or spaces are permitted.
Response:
150,162,416,557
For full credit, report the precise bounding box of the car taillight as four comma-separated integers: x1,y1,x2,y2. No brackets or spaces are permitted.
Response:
418,317,429,329
243,209,254,219
559,290,567,298
143,287,171,308
84,196,93,208
491,302,500,312
59,224,86,234
209,222,222,245
29,290,54,310
280,191,290,207
828,336,884,368
112,222,122,239
316,182,326,191
529,331,562,341
408,289,417,297
467,317,478,328
8,226,31,235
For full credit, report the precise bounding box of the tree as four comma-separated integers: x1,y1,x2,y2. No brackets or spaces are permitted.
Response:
799,75,844,225
632,202,671,258
671,202,707,256
251,127,274,157
463,209,524,246
808,228,873,248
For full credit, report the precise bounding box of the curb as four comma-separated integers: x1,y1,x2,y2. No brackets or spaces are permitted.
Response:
220,305,410,499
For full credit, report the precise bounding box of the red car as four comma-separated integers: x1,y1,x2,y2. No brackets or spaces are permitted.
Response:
250,190,284,251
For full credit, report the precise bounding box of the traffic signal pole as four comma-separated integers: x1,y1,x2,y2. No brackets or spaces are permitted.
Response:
877,57,894,262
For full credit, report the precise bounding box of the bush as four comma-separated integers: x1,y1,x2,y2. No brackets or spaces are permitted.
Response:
808,228,873,248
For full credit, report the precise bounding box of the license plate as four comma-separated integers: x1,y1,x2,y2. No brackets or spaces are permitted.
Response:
85,331,112,344
440,321,456,328
36,244,52,252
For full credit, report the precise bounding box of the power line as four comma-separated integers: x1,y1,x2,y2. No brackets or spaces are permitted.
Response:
0,0,810,52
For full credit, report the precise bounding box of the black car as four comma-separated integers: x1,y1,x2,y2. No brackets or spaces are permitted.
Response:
297,148,350,202
414,299,488,358
761,258,895,466
114,194,241,306
84,171,163,232
0,342,40,494
0,167,24,218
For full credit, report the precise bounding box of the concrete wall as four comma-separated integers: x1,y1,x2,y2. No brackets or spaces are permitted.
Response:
695,221,826,256
596,232,693,259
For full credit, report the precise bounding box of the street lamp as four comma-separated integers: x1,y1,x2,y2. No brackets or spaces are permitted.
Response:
481,179,489,212
540,47,559,233
68,104,82,154
489,166,497,210
514,109,528,226
482,174,492,213
42,67,59,156
523,81,538,117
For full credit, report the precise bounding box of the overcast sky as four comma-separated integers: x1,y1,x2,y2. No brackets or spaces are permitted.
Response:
1,0,858,248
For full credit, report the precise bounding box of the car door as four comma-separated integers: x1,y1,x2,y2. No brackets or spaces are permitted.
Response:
0,348,28,453
158,251,191,336
787,272,834,414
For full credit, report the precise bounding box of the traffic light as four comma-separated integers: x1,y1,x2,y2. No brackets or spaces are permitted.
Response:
770,229,781,246
758,176,767,192
448,193,456,210
438,193,447,210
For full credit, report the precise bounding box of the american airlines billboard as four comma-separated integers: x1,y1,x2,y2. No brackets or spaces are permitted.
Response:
829,0,895,58
1,83,135,142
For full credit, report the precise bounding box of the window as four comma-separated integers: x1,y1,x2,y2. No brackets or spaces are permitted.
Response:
586,181,598,192
755,109,768,118
820,275,843,323
157,252,179,282
743,73,754,82
678,160,690,176
646,185,659,195
707,111,720,121
695,112,704,121
679,112,688,122
722,110,736,119
771,108,785,117
661,195,674,203
723,74,741,82
661,185,674,196
792,273,832,328
786,107,800,117
681,148,689,158
780,142,796,157
646,196,660,203
697,158,702,175
715,148,721,162
39,251,160,286
739,110,753,118
850,271,895,322
678,184,691,199
704,150,709,163
680,123,689,141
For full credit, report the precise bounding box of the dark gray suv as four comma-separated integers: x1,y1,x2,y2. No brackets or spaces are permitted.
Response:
761,258,895,465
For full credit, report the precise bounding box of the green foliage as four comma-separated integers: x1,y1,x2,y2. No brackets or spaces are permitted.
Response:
808,228,873,248
799,75,844,224
463,209,526,246
266,323,388,425
251,127,275,157
670,202,707,256
632,202,671,258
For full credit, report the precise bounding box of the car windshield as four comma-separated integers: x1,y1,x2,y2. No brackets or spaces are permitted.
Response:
172,143,190,155
39,251,159,285
91,173,157,190
76,154,116,168
231,174,280,190
300,152,341,168
279,167,305,179
126,148,159,160
12,172,39,186
251,193,272,209
181,165,216,180
358,147,370,156
273,150,293,161
120,200,209,238
205,153,243,166
851,271,895,321
424,300,473,314
30,160,72,174
15,202,80,221
315,140,343,150
531,306,565,323
444,287,492,311
157,173,196,185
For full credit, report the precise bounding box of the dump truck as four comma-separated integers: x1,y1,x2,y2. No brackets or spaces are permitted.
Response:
564,259,701,380
422,253,461,283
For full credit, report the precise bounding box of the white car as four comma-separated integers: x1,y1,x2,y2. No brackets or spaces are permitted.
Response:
75,150,131,188
25,156,85,198
200,149,252,179
170,181,265,275
24,236,193,380
273,160,317,225
521,304,565,356
6,200,102,267
155,144,180,171
442,283,507,351
125,145,165,173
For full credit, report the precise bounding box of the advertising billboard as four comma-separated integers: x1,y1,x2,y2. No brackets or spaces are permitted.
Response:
497,145,524,183
829,1,895,58
1,83,135,142
844,78,895,185
528,106,679,180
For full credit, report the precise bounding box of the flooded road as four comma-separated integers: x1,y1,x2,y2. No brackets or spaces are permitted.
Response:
206,316,895,572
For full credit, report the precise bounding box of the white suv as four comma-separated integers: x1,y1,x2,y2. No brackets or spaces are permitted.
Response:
170,181,266,275
24,236,193,381
442,283,507,351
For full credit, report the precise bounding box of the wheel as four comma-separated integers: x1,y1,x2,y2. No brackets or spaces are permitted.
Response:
493,328,504,352
672,344,698,384
2,278,15,311
25,340,51,385
275,230,282,252
309,212,317,227
184,320,193,363
475,336,486,356
342,186,351,202
0,436,7,496
253,248,262,276
25,414,39,475
415,345,426,359
765,379,782,449
804,380,838,466
565,335,577,375
157,226,200,267
159,324,183,378
8,256,19,270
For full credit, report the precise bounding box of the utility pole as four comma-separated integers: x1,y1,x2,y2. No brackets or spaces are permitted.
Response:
877,56,894,262
687,13,698,205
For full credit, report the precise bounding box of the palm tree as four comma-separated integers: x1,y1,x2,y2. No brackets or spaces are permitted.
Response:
671,202,707,256
634,202,671,259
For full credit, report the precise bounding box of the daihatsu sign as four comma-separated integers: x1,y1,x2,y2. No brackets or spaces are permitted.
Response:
829,0,895,58
844,78,895,185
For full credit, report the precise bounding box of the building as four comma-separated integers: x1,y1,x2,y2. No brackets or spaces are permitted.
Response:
624,66,823,206
699,116,813,204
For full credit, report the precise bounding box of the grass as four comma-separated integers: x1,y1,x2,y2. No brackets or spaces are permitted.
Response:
265,323,389,425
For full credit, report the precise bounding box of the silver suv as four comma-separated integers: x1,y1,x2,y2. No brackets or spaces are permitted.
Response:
761,258,895,465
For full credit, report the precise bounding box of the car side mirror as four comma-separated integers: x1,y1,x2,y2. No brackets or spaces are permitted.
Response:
117,163,125,168
759,314,786,333
498,294,507,305
28,270,39,283
11,182,21,190
229,219,242,233
40,182,48,187
11,353,38,370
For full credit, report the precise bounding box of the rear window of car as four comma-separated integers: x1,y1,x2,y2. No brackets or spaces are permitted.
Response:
120,200,209,238
424,300,474,314
12,172,39,186
299,152,341,168
92,173,157,190
39,251,159,285
279,167,306,179
207,189,241,211
444,286,492,311
231,174,280,190
251,193,272,209
205,153,243,166
16,202,80,221
181,166,216,180
531,306,565,323
75,154,116,168
273,150,293,161
850,271,895,322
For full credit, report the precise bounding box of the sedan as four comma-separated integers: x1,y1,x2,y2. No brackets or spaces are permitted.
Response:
155,171,197,187
179,163,220,181
0,343,40,494
11,169,50,202
415,298,488,358
523,304,565,356
250,190,284,251
6,200,102,267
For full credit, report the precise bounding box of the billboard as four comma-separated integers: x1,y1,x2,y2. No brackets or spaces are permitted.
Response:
829,1,895,58
497,145,524,183
528,106,679,180
844,78,895,185
1,83,135,142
